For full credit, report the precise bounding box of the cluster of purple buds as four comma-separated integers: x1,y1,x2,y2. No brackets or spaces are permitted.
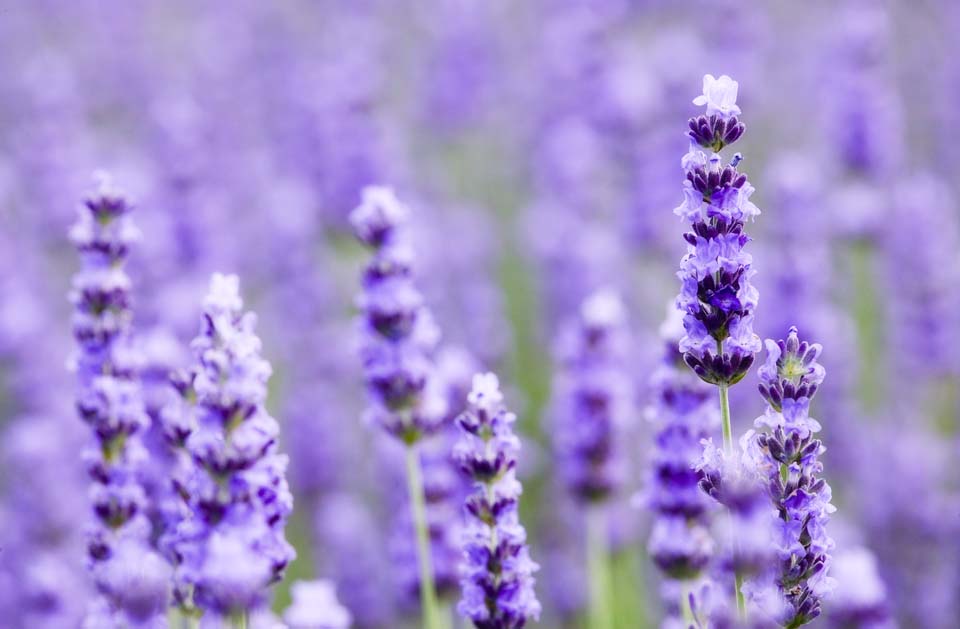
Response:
687,111,745,153
351,185,445,444
175,273,295,617
675,74,761,386
751,327,835,627
552,289,632,503
454,373,541,629
69,174,171,623
646,307,718,580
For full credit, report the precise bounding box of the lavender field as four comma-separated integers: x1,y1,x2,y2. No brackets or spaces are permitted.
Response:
0,1,957,628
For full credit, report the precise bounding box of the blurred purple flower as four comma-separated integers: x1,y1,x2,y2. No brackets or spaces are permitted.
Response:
552,289,633,503
69,173,170,625
175,273,295,616
283,580,352,629
645,307,718,580
351,186,446,442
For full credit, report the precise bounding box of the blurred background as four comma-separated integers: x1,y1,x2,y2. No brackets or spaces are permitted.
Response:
0,0,958,627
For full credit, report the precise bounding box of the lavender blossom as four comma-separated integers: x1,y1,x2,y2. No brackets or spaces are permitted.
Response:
283,580,353,629
675,74,761,386
455,373,541,629
176,273,295,617
69,174,171,625
552,289,632,503
351,185,445,443
646,307,718,580
752,328,836,627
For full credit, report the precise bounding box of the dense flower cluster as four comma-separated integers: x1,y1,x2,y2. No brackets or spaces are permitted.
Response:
174,273,295,617
352,185,445,443
752,327,836,627
675,74,761,385
455,373,541,629
696,433,777,589
69,174,171,625
646,307,718,580
552,289,632,502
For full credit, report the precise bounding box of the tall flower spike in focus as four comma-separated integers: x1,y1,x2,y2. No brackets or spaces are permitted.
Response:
455,373,541,629
645,307,718,618
175,273,295,622
69,173,171,626
676,73,760,389
752,327,836,627
351,185,446,629
676,72,761,618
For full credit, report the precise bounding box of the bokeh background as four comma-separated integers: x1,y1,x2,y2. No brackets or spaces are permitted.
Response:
0,0,958,627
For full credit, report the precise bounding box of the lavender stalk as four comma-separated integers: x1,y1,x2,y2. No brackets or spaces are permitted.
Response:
69,173,171,626
351,186,444,629
174,273,295,622
551,289,631,629
645,307,717,619
454,373,541,629
753,327,836,627
675,74,761,617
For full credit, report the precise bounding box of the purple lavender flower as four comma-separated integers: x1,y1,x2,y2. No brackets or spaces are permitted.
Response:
752,327,836,627
646,307,718,580
696,433,777,591
176,273,295,617
455,373,541,629
69,173,171,624
351,185,445,443
552,289,632,503
675,74,761,386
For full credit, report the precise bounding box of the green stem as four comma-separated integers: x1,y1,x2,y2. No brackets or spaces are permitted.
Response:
231,611,248,629
849,241,884,411
586,507,614,629
405,444,441,629
734,571,746,618
718,383,746,620
680,582,695,625
719,383,733,452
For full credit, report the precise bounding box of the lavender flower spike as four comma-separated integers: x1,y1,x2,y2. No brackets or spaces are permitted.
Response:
455,373,541,629
752,327,836,627
676,73,761,386
177,273,295,618
70,173,171,625
351,185,445,628
553,289,632,503
351,185,445,443
646,307,718,581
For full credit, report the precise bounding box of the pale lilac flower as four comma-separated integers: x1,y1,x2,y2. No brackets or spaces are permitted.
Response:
283,581,352,629
692,74,742,119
